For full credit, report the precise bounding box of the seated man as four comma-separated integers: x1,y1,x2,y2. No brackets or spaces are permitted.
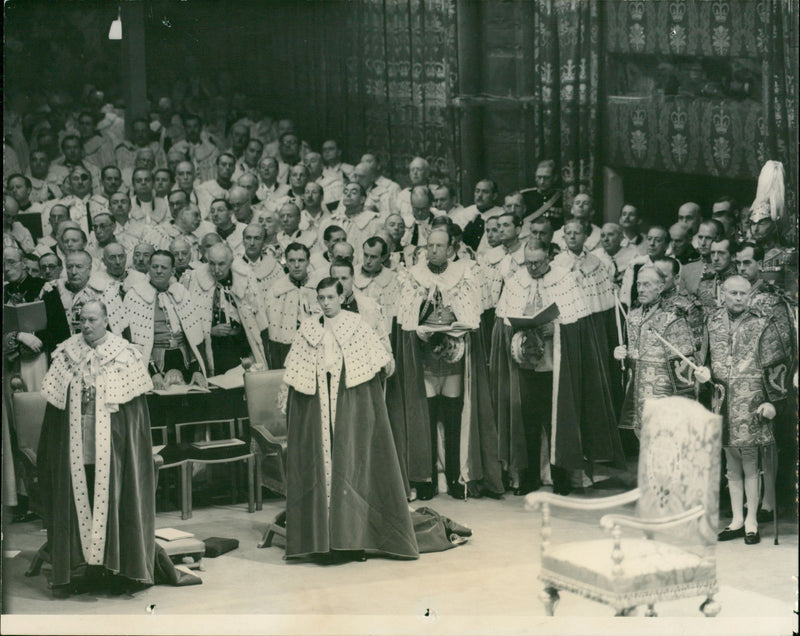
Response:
283,277,416,562
38,252,63,282
131,241,156,274
124,250,207,384
38,300,156,596
277,202,316,252
264,242,319,369
189,242,269,374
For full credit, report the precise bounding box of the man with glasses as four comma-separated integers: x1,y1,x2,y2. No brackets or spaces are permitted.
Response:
48,135,102,196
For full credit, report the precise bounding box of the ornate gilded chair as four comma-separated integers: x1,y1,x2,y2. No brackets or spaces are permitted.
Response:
526,396,722,617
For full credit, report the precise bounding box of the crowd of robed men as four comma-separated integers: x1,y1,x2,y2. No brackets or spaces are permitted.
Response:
3,111,797,543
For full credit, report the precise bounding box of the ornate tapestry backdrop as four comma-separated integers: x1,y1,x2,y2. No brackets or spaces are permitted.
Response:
531,0,600,208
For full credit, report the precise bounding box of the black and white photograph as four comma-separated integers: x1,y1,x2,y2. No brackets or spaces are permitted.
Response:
2,1,797,634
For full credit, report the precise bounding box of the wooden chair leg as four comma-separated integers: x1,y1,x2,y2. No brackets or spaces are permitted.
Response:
182,461,193,520
700,594,721,617
539,586,559,616
247,456,255,513
255,454,263,511
25,542,49,577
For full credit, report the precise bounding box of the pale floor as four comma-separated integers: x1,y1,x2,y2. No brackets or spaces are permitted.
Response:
1,482,797,636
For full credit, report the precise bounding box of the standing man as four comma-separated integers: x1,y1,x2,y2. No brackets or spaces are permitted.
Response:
264,243,319,368
354,236,401,335
491,241,570,495
553,193,602,253
328,183,382,265
390,228,503,500
124,250,208,384
696,238,737,314
614,266,697,438
38,300,155,596
598,222,637,288
209,198,246,257
198,153,236,218
668,222,701,265
189,242,269,373
283,277,417,562
701,277,790,544
520,159,562,231
450,179,502,252
620,226,670,308
618,203,647,253
394,157,432,227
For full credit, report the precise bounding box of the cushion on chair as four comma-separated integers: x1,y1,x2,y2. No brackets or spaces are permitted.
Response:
541,538,718,607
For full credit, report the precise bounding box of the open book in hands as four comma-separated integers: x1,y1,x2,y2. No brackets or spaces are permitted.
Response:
415,321,475,340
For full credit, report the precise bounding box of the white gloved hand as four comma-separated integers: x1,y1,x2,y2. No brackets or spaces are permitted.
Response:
794,371,798,390
756,403,776,420
383,358,396,378
16,332,43,353
613,345,627,361
694,366,711,384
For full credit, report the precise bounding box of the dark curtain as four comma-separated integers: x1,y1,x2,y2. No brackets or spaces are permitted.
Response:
763,0,798,244
343,0,459,184
532,0,600,212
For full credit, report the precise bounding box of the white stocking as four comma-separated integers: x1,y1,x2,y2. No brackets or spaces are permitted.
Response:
727,479,744,529
744,473,760,534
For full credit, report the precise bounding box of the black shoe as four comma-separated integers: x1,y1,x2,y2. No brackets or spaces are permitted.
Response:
415,482,435,501
717,526,745,541
744,531,760,545
756,508,774,524
514,479,541,496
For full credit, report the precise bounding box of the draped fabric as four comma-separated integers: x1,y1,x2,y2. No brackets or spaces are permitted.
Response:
343,0,459,183
532,0,600,211
762,0,798,244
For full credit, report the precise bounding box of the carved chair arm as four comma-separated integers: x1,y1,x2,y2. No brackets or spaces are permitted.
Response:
526,489,641,555
600,505,705,533
526,488,641,512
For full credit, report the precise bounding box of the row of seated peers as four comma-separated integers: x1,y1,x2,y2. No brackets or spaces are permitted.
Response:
4,105,797,544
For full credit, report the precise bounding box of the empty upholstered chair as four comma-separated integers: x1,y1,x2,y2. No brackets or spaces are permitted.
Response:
243,369,288,499
527,396,723,617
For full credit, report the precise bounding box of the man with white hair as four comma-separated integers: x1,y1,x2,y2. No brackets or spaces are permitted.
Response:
614,265,697,438
394,157,431,227
598,222,637,287
173,160,203,208
227,184,254,224
189,241,269,373
700,275,789,545
668,222,701,265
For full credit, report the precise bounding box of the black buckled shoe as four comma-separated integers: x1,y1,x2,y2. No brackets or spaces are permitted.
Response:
744,531,761,545
717,526,745,541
